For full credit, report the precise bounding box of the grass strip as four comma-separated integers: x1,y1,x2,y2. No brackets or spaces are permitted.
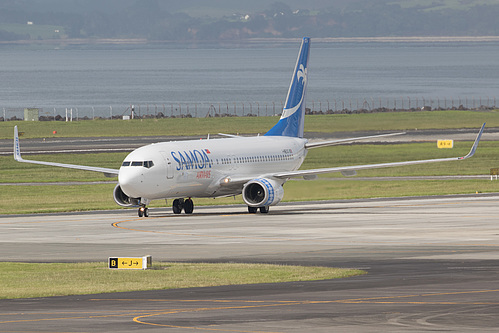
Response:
2,141,498,183
1,179,497,215
1,110,497,139
0,262,365,299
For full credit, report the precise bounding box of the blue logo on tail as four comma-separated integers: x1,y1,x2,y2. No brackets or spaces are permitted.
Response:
265,37,310,138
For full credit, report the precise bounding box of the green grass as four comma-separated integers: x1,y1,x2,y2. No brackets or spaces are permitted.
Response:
303,141,499,176
0,262,365,299
1,117,277,139
283,179,497,201
2,141,497,183
0,152,125,183
0,184,116,214
2,110,497,139
303,110,496,133
1,179,497,215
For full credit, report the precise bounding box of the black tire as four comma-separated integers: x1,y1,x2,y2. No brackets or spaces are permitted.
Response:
138,208,143,217
248,206,258,214
259,206,269,214
184,199,194,214
172,199,182,214
144,207,149,217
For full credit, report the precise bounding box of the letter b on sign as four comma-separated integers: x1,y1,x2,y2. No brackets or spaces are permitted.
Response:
109,258,118,269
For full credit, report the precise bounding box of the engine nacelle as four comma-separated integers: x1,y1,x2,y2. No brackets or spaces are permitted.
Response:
242,178,284,208
113,184,141,207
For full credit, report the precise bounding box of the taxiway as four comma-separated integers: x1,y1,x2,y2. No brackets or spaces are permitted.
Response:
1,195,499,332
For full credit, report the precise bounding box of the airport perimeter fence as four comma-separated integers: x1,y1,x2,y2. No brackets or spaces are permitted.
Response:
2,96,497,121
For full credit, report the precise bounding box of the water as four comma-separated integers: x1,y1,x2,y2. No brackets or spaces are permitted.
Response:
1,41,498,118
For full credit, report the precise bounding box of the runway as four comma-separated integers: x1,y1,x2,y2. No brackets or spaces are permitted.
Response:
1,195,499,332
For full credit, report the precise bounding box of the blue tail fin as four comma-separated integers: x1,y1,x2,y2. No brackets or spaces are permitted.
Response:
265,37,310,138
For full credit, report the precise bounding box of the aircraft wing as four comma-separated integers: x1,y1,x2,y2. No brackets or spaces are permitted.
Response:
14,126,119,177
274,123,485,179
305,132,405,149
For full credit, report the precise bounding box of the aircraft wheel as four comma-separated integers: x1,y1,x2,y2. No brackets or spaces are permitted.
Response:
184,198,194,214
248,206,258,214
138,206,148,217
259,206,269,214
172,199,183,214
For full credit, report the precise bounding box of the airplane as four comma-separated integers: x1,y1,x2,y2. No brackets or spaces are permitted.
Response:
14,37,485,217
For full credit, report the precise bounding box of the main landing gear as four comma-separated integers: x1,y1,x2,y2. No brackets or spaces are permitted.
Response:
137,198,194,217
248,206,269,214
172,198,194,214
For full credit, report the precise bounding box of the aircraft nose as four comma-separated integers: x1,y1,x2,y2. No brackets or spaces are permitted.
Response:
118,167,143,197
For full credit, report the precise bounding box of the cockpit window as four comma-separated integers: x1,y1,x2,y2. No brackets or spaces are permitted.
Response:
122,161,154,168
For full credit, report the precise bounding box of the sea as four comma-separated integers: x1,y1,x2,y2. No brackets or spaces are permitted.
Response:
1,40,498,119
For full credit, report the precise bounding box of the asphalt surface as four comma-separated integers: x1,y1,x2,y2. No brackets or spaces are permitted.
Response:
1,195,499,332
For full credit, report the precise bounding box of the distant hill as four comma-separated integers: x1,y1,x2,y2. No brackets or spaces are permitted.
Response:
1,0,499,42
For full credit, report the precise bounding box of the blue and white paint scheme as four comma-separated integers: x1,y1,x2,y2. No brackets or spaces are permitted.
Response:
265,37,310,138
13,37,485,217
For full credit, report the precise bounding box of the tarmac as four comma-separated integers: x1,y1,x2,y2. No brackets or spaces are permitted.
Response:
1,195,499,332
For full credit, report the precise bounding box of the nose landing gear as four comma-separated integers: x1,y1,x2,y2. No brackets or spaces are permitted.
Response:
138,205,149,218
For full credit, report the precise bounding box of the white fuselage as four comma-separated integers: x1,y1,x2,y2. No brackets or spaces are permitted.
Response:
118,136,308,201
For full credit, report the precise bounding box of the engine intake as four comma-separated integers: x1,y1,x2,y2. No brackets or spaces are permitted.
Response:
113,184,141,207
242,178,284,208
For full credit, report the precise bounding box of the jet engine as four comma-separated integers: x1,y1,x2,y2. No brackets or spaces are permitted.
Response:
242,178,284,208
113,184,141,207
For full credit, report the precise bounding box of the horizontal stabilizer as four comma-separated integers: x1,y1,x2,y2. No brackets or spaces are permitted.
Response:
305,132,405,149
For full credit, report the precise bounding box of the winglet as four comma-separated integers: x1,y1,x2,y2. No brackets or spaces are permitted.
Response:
14,126,23,162
459,123,485,160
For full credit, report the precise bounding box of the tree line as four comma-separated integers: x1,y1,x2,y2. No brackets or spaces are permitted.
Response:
1,0,499,41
